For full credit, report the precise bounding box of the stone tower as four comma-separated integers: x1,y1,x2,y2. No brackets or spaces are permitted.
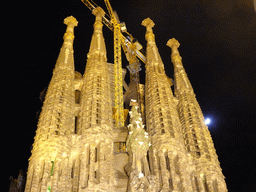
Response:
76,7,115,191
141,18,195,192
25,8,116,191
24,10,227,192
25,15,77,192
167,38,227,191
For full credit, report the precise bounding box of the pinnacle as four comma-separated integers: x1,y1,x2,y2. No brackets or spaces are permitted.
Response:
92,7,105,18
166,38,180,49
64,16,78,27
141,18,155,28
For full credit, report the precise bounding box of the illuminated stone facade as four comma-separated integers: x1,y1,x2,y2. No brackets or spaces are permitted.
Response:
25,9,227,192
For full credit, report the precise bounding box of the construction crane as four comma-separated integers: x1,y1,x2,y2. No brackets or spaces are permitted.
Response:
104,0,125,128
81,0,146,128
80,0,146,64
124,32,142,82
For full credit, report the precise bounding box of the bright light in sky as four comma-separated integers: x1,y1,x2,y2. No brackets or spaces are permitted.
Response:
205,118,211,125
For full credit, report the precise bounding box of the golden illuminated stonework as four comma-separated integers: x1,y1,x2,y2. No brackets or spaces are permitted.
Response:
167,38,227,192
24,11,227,192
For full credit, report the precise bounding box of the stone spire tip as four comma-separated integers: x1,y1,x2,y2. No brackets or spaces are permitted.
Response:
141,17,155,28
64,16,78,27
167,38,180,49
92,7,105,17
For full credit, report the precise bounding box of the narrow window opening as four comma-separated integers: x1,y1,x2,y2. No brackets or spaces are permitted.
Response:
75,90,81,104
41,161,45,180
158,66,161,73
147,151,151,172
141,164,145,176
161,129,165,134
71,167,74,178
95,148,97,162
169,179,173,190
165,155,170,171
75,116,78,134
88,148,90,165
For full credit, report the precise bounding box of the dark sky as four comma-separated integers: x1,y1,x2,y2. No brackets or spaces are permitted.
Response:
8,0,256,191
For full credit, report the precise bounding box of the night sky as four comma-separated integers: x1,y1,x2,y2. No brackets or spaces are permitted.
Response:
8,0,256,191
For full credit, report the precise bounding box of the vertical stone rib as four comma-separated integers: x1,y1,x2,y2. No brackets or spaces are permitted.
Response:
25,164,33,192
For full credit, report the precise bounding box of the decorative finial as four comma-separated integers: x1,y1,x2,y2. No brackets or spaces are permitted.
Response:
92,7,105,18
63,16,78,41
64,16,78,27
142,18,155,42
166,38,180,49
167,38,182,66
141,18,155,29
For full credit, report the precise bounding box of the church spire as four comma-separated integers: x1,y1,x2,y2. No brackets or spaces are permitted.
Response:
167,38,227,192
78,7,115,189
86,7,106,61
79,6,113,133
166,38,193,94
35,15,77,139
25,16,77,192
142,18,194,191
141,18,165,72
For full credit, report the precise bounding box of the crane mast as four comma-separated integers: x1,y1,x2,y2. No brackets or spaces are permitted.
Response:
103,0,125,128
113,23,125,127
